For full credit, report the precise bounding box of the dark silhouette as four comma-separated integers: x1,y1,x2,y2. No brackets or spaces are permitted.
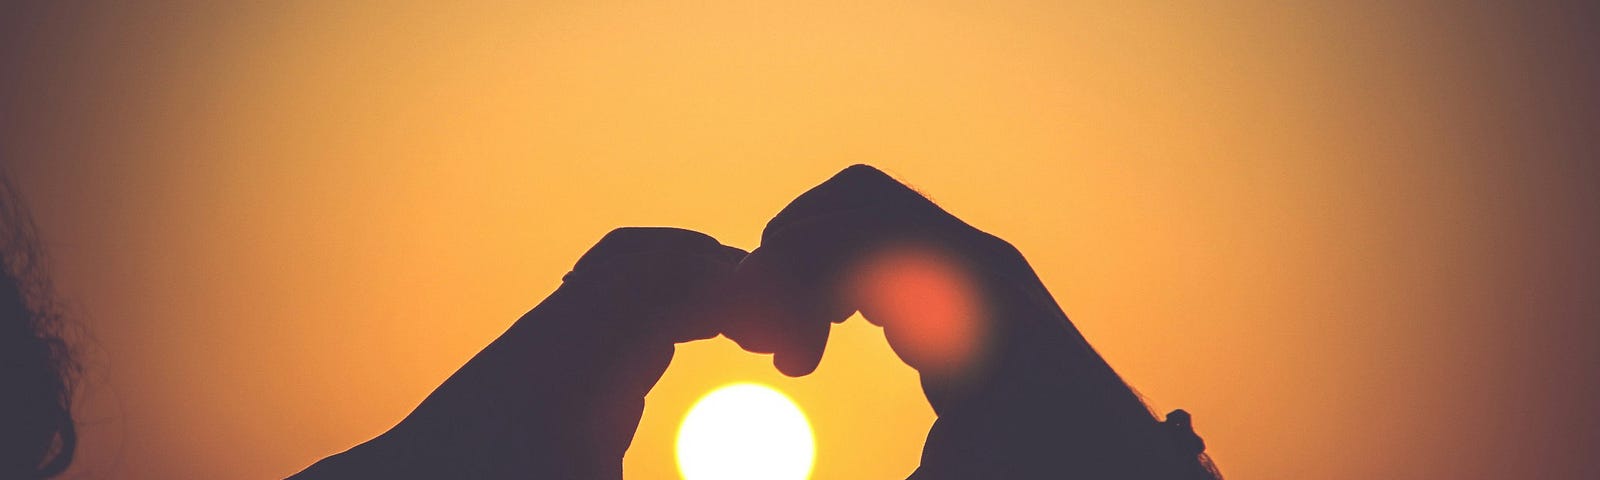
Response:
291,165,1219,479
0,174,78,479
723,165,1220,479
293,227,747,478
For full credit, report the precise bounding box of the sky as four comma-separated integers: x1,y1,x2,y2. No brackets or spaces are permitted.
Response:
2,1,1598,478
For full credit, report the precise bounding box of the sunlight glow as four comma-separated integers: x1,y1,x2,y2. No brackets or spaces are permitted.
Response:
676,383,816,480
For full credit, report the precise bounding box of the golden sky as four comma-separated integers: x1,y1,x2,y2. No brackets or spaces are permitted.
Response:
2,1,1597,478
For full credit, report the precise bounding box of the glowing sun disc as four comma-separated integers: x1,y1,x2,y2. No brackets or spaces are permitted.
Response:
676,383,816,480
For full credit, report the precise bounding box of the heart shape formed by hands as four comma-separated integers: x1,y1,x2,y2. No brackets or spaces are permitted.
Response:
289,165,1218,480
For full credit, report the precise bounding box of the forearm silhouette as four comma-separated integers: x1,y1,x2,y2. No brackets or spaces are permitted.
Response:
290,228,745,479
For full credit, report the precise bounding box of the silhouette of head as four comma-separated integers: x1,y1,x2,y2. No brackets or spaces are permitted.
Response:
0,174,77,479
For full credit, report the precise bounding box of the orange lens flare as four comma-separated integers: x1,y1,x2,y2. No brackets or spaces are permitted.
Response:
851,244,989,379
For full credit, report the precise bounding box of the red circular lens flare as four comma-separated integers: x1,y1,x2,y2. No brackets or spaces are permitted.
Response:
851,244,988,379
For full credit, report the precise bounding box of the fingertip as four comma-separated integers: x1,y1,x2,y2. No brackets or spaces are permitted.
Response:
773,349,821,377
773,320,829,377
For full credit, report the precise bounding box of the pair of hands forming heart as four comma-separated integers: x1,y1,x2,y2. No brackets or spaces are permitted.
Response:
290,165,1217,479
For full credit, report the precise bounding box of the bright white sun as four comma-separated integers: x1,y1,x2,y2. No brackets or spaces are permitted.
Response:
676,383,816,480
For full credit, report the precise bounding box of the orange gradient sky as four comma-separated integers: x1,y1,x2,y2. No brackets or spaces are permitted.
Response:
2,2,1597,479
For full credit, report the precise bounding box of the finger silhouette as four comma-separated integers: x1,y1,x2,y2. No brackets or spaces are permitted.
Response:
554,228,748,470
725,165,1018,380
564,227,747,344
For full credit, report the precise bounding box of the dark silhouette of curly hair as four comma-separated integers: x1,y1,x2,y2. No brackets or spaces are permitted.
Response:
0,173,78,479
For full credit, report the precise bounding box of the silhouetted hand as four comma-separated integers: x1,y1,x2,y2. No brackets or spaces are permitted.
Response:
290,227,745,479
724,165,1216,479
